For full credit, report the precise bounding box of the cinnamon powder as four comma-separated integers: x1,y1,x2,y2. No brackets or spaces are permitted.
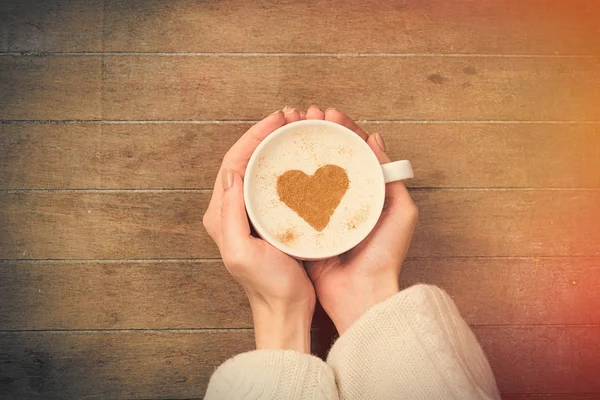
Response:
276,229,297,245
277,164,349,231
347,203,370,230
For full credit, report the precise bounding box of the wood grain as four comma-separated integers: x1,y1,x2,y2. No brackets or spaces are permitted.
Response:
1,190,598,259
0,123,238,189
409,190,600,258
102,55,600,121
0,124,104,189
104,0,600,55
0,258,598,330
0,328,598,398
0,56,101,120
0,330,254,399
401,257,600,326
3,55,598,121
0,0,103,52
1,123,599,189
475,326,600,394
372,123,600,189
0,191,211,260
0,260,252,330
1,0,599,55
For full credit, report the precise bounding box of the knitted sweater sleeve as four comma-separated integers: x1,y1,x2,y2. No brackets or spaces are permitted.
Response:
326,284,501,400
204,349,339,399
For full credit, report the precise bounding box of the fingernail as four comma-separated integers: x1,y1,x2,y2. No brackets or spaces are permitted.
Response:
270,109,282,116
374,132,386,151
325,107,337,113
283,106,296,115
308,105,321,111
221,168,234,190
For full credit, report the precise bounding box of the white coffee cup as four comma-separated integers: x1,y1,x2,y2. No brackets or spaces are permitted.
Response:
244,120,413,260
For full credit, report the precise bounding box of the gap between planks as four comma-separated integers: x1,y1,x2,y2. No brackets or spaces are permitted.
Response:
0,328,254,334
0,52,599,58
2,325,600,334
1,255,599,264
2,188,600,193
3,120,600,124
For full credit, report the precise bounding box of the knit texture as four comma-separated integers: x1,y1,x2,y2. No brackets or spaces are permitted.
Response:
205,349,339,399
326,284,501,400
205,284,500,399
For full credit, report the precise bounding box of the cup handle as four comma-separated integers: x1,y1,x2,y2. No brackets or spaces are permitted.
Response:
381,160,414,183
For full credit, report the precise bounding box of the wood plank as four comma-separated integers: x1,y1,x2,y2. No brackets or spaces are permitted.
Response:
1,0,596,55
2,55,597,122
104,0,600,55
0,328,598,398
0,56,101,120
0,191,212,260
411,190,600,258
102,55,600,121
475,326,600,394
0,0,103,52
401,258,600,326
0,330,254,399
0,190,599,260
372,123,600,189
0,260,252,330
2,122,598,189
0,123,238,189
0,258,598,330
0,124,103,189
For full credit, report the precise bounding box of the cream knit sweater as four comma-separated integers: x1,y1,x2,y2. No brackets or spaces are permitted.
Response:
205,284,500,399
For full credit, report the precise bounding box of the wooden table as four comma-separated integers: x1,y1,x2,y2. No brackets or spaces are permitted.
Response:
1,1,599,398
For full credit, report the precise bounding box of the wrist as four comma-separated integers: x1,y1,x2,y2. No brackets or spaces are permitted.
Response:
327,280,399,334
251,301,314,353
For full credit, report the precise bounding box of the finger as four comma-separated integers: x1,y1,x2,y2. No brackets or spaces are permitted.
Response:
299,111,307,120
220,168,251,254
325,108,368,140
351,134,418,255
207,110,285,253
283,106,301,124
222,110,286,173
366,133,412,203
306,105,325,120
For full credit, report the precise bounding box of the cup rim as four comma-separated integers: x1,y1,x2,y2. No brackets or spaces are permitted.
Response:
243,119,386,260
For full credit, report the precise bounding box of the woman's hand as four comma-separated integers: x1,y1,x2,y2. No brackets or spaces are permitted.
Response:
203,108,316,353
304,107,419,335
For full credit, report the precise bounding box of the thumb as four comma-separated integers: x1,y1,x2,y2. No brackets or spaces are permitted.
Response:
367,132,392,164
220,168,251,252
362,134,419,253
367,133,411,201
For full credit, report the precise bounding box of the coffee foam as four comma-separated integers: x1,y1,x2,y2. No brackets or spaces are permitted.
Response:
249,125,381,254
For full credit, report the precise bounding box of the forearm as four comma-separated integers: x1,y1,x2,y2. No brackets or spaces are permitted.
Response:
327,284,500,400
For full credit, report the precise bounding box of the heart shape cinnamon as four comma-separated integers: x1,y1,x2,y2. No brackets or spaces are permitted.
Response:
277,164,349,231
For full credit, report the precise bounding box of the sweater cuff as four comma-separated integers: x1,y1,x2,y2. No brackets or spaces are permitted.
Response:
327,284,500,400
205,349,338,399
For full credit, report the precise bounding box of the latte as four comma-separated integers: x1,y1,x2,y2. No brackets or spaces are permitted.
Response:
245,121,384,259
